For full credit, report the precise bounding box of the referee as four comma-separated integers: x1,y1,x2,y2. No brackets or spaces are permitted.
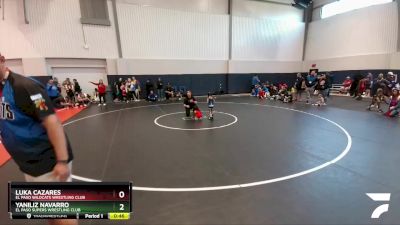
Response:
0,53,76,225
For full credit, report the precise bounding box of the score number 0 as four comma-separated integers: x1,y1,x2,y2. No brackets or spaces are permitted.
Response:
119,191,125,211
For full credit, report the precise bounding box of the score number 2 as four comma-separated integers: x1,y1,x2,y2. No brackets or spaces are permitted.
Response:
119,191,125,211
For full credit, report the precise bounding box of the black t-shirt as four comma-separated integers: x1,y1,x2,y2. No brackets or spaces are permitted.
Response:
157,81,163,89
184,96,197,108
0,72,73,176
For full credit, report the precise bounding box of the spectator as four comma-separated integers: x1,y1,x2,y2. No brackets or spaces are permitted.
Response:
73,79,82,95
385,88,400,117
165,83,174,100
145,79,154,98
46,79,60,101
349,73,364,98
147,90,158,102
372,73,389,96
305,70,318,104
367,88,385,112
132,77,140,102
339,76,353,95
316,74,329,103
294,73,305,101
252,75,261,89
156,77,164,101
365,73,373,97
90,79,107,106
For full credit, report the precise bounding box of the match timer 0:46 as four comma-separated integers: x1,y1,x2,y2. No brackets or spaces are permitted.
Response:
8,182,132,220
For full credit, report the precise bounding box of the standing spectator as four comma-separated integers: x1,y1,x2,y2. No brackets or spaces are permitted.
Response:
316,74,329,104
349,73,364,97
372,73,390,96
305,70,318,104
73,79,82,96
63,78,75,105
365,73,373,97
46,79,61,102
132,77,141,102
0,53,77,225
145,79,154,98
90,79,107,106
156,77,164,101
294,73,305,101
252,75,261,90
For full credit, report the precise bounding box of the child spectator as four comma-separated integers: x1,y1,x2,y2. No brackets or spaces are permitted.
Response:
258,87,266,100
165,83,174,100
313,94,326,106
147,90,158,102
367,88,385,112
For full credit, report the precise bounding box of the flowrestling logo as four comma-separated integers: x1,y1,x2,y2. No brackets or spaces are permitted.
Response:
366,193,391,219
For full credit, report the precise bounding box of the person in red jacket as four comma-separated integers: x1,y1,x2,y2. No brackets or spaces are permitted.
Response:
90,79,107,106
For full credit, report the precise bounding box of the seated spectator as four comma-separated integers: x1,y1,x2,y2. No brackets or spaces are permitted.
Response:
269,85,279,100
147,90,158,102
388,88,400,108
367,88,385,113
313,94,326,107
258,87,266,100
340,76,352,94
385,102,400,117
355,77,368,100
76,93,90,107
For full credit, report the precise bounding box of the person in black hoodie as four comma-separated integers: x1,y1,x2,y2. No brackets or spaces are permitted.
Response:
145,79,154,98
349,72,364,97
183,90,199,117
73,79,82,95
156,77,164,101
315,74,329,103
294,73,305,101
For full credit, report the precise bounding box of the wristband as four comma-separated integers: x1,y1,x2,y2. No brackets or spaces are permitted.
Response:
57,160,69,164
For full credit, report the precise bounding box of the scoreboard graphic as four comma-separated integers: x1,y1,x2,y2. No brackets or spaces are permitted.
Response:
8,182,132,220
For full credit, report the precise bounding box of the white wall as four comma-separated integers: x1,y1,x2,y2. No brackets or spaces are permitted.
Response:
117,3,229,60
117,0,228,14
305,2,398,71
232,0,303,21
230,1,305,73
0,0,119,59
116,59,227,75
232,16,305,61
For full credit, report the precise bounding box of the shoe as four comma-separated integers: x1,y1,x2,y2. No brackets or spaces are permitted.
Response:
98,104,101,107
378,109,383,113
103,103,106,106
366,106,371,111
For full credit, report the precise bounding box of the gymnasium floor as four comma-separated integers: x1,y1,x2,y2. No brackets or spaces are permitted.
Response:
1,95,400,225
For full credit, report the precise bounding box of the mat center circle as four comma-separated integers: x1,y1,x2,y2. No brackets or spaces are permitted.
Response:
154,111,238,131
